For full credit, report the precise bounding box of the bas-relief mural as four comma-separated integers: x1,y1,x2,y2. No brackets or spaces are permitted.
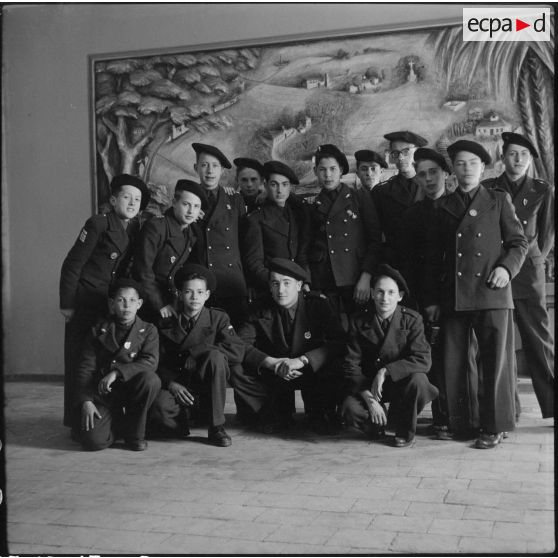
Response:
92,23,554,274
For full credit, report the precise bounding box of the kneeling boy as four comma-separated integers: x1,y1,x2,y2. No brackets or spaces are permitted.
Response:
341,264,438,447
149,264,244,447
74,278,161,451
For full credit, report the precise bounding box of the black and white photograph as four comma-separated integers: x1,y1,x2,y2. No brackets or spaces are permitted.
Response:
1,2,554,555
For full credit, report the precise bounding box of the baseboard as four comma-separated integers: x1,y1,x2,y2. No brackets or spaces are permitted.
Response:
4,374,63,382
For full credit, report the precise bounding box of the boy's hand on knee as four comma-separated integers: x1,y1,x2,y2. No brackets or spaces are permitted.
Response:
360,390,387,426
81,401,101,431
168,381,194,406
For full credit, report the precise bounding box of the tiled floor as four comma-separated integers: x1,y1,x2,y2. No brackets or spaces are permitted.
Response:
4,380,554,554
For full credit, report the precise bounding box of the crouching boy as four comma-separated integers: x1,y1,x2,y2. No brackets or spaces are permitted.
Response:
148,264,244,447
341,264,438,447
74,278,161,451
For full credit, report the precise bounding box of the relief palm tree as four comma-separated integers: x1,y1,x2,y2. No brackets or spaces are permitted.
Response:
428,26,554,181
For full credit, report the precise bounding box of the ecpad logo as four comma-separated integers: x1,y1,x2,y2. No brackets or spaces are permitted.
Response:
463,8,551,42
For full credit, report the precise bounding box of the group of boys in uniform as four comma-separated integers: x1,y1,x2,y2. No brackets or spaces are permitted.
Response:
60,130,554,452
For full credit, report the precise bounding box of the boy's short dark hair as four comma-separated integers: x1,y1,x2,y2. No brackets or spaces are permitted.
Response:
109,278,143,299
174,264,217,291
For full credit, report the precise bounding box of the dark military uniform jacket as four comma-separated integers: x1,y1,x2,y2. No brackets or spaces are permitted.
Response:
306,183,382,288
242,193,261,215
343,305,431,395
482,174,554,300
74,316,159,406
243,196,309,290
157,306,245,389
238,292,348,373
60,211,140,311
131,208,201,313
425,186,528,311
371,173,424,267
200,187,247,299
400,191,449,307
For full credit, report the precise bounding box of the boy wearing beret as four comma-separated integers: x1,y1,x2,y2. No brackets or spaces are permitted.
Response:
192,143,248,326
305,144,382,320
148,264,245,447
234,157,265,214
482,132,554,419
243,161,309,294
234,258,348,434
425,140,528,448
75,278,161,451
354,149,388,192
341,264,437,447
371,130,428,268
400,148,452,436
60,174,150,431
132,179,205,322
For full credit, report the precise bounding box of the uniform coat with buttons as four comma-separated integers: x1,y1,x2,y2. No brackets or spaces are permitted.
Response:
150,306,244,430
243,196,309,291
371,174,424,267
427,186,528,311
483,174,555,417
74,316,161,450
200,188,247,299
427,185,528,434
233,292,348,416
400,192,449,307
131,208,202,317
60,211,140,311
306,183,382,289
60,210,141,427
342,305,437,440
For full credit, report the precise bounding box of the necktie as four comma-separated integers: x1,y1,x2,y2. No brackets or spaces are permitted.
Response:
381,319,390,334
182,316,195,335
280,309,293,343
458,189,471,207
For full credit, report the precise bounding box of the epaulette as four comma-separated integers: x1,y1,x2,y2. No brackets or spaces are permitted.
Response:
400,306,420,319
533,178,549,187
303,290,328,300
208,306,227,314
376,177,392,188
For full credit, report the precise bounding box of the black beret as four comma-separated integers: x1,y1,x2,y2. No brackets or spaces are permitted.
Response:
501,132,539,158
110,174,151,211
268,257,309,282
447,140,492,165
108,277,143,299
413,148,451,174
314,144,350,175
354,150,388,169
262,160,299,185
234,157,264,175
174,263,217,292
192,143,232,169
383,131,428,147
373,264,410,299
174,179,209,211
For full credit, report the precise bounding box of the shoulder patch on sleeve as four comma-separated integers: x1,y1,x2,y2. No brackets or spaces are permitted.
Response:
79,228,88,243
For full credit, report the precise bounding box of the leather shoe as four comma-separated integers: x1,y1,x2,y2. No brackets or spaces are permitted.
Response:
208,425,232,447
434,425,453,441
474,432,503,449
393,435,415,448
127,439,148,451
